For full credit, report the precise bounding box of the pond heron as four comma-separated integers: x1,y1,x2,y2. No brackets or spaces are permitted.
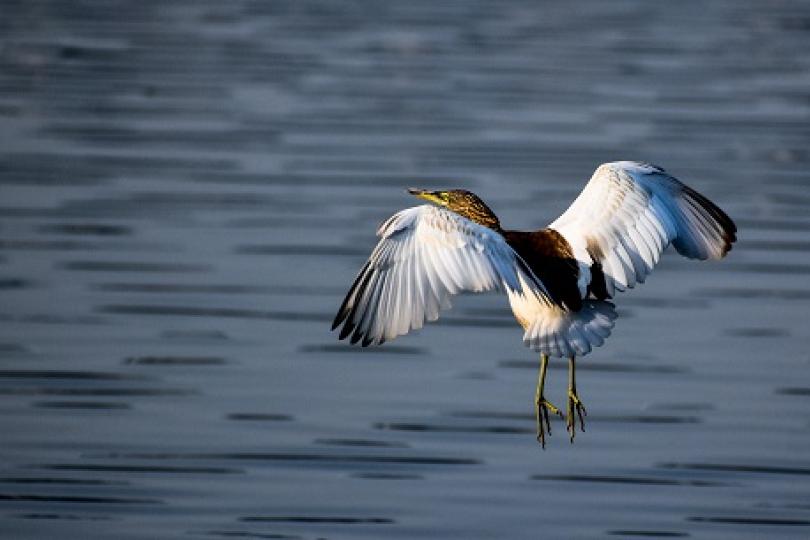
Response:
333,162,736,447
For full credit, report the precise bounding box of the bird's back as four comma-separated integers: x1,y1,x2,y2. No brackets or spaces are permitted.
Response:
501,229,583,312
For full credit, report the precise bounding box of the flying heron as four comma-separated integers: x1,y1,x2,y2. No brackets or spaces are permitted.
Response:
332,161,736,447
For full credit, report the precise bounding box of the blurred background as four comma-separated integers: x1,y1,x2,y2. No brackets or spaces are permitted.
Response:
1,1,810,539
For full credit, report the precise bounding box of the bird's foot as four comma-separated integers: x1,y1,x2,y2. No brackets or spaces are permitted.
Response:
566,391,587,443
535,397,563,449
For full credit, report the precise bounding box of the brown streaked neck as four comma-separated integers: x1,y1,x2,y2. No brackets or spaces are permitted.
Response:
450,196,502,231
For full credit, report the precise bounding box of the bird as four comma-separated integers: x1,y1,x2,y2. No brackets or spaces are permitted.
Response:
332,161,736,447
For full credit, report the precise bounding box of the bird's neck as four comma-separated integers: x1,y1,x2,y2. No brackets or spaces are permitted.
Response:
451,201,501,231
468,212,501,231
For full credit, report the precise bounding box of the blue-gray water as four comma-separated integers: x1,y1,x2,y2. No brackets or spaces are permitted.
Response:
2,1,810,539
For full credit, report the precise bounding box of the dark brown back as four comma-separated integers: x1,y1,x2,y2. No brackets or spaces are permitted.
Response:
502,229,583,311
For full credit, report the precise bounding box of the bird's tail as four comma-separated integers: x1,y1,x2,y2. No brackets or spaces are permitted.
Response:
521,300,617,358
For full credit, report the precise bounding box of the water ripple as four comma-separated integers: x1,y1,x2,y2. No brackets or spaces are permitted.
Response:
37,464,242,475
0,493,161,504
531,474,728,487
687,516,810,526
0,370,150,381
98,305,330,322
226,414,293,422
61,261,209,273
124,356,227,366
196,531,301,539
38,223,132,236
607,531,689,537
33,401,131,410
240,516,394,525
659,463,810,476
82,451,481,466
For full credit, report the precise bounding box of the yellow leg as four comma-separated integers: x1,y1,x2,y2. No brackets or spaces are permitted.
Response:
535,353,562,448
566,355,587,442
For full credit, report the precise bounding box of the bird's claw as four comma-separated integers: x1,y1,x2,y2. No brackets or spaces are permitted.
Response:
566,391,587,443
535,397,563,449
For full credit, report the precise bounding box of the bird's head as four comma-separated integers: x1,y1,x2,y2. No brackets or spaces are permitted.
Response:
407,188,501,230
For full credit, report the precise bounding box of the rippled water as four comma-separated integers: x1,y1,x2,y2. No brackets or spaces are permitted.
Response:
2,1,810,539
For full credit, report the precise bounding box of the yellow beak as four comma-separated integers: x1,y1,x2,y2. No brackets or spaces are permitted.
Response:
407,188,446,205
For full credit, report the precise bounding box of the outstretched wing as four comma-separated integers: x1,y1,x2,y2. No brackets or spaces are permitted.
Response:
549,161,736,298
332,205,555,346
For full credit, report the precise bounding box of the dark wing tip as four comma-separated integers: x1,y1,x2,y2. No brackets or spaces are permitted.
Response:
681,184,738,259
331,309,347,331
332,261,372,337
338,320,355,341
721,222,738,256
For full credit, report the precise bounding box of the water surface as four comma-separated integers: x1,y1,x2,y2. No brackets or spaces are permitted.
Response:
2,1,810,539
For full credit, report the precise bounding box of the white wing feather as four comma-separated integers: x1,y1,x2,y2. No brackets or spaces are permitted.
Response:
520,161,734,357
549,161,736,298
332,205,554,346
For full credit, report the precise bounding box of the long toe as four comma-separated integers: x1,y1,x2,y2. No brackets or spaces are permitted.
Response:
566,393,586,442
535,399,562,449
535,401,547,448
